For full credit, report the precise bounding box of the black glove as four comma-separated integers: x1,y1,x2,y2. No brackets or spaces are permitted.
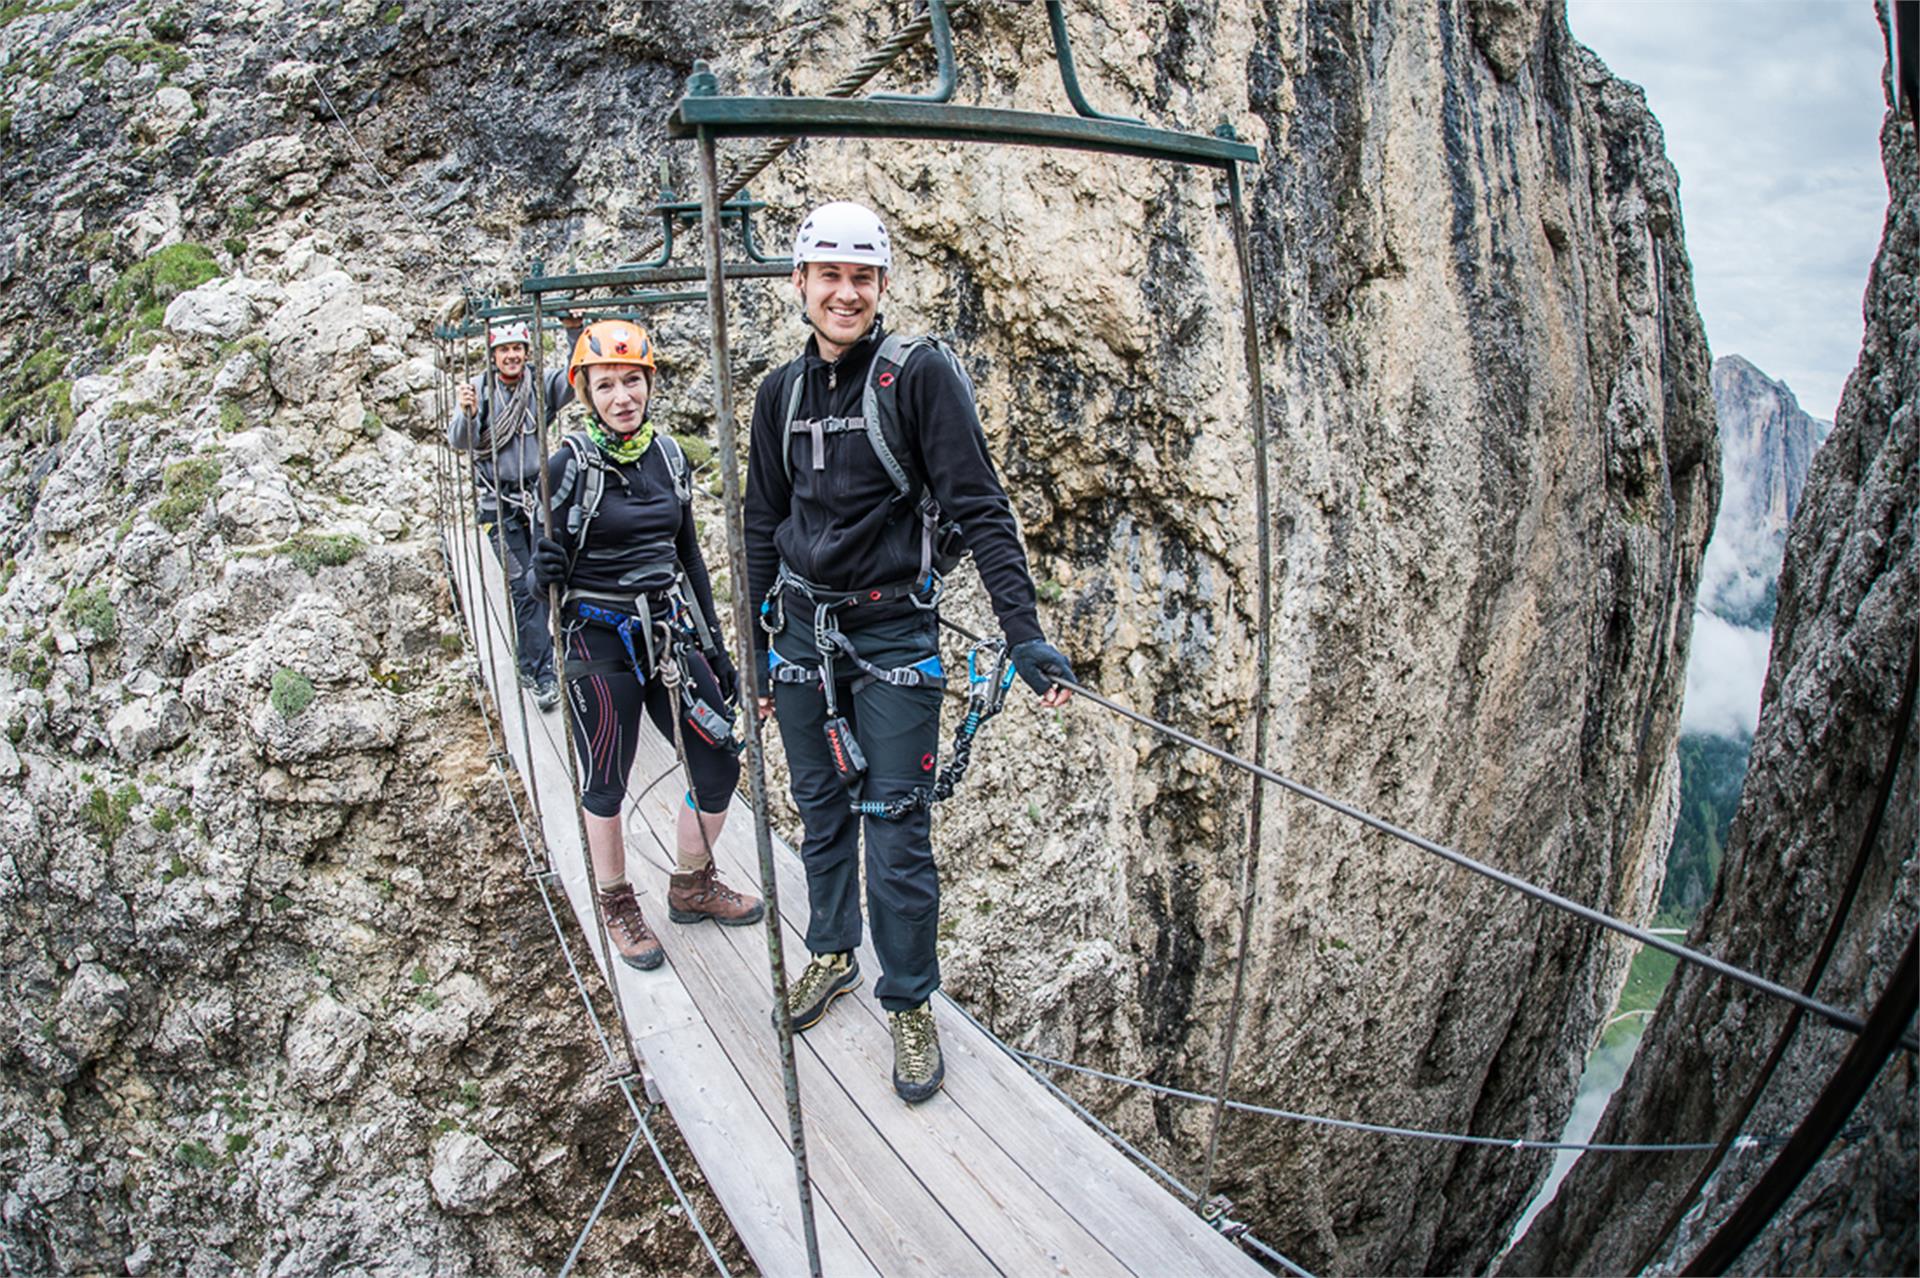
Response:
1010,638,1075,696
531,536,569,588
708,649,739,705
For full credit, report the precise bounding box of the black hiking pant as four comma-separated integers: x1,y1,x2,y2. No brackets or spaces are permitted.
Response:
770,602,943,1012
479,501,554,683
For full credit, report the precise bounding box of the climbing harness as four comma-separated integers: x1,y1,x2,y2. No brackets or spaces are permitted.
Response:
778,332,971,580
761,572,1012,820
852,638,1017,821
760,566,947,799
567,590,742,755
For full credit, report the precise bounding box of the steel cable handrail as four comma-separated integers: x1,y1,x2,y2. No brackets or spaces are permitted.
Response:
1011,1049,1840,1154
1058,671,1914,1048
941,997,1320,1278
933,614,1911,1049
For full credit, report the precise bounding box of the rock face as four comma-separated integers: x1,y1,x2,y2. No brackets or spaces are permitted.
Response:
0,1,1722,1273
1702,353,1831,626
1504,48,1917,1278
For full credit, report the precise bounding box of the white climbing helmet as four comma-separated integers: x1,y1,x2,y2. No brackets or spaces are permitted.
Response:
791,201,892,271
487,321,532,349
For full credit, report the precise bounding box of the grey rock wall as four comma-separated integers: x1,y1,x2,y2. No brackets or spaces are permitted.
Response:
0,1,1722,1273
1504,25,1917,1277
1710,354,1827,539
1702,352,1831,625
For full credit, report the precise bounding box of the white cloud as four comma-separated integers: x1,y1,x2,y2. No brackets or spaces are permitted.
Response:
1566,0,1889,420
1682,610,1774,738
1697,434,1783,620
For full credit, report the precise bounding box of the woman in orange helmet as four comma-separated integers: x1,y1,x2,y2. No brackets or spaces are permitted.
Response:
532,319,761,971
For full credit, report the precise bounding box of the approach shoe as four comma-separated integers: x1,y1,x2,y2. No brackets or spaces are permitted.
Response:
667,864,765,926
597,883,665,971
889,1001,945,1104
532,673,560,712
777,951,860,1032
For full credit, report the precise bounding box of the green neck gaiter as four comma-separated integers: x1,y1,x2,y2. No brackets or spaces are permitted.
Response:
585,416,654,465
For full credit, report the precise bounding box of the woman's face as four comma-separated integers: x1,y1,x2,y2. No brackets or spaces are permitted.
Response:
586,364,651,435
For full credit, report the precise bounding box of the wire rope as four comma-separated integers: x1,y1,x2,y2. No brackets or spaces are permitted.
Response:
1013,1050,1824,1154
933,612,1901,1047
942,996,1320,1278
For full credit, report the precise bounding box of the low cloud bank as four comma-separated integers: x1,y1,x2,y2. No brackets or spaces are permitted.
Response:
1682,611,1773,739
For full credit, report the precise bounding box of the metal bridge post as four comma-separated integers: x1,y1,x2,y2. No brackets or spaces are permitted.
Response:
1199,153,1275,1204
693,115,825,1278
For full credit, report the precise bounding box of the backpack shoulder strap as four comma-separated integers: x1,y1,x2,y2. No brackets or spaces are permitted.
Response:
862,333,927,500
866,334,975,500
655,433,692,505
560,431,605,547
778,360,807,486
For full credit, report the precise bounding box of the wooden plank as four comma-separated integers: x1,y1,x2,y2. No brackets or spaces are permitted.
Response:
648,731,1265,1277
623,847,994,1275
461,546,878,1278
626,735,1132,1277
628,777,1124,1276
644,1020,881,1278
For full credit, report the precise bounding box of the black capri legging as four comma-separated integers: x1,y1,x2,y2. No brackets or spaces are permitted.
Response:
565,623,741,818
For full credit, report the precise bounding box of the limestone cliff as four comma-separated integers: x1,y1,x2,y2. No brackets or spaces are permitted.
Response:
1504,29,1917,1277
1701,352,1830,628
0,1,1716,1272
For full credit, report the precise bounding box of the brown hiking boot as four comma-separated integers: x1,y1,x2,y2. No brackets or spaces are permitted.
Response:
598,884,664,970
667,864,766,927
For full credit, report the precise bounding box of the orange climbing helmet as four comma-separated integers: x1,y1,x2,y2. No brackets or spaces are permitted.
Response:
568,319,656,387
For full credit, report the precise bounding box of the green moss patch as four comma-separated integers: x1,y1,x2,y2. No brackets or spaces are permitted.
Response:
277,532,363,575
671,432,714,469
269,667,314,718
83,782,139,848
63,586,117,642
152,454,223,532
101,243,219,348
0,345,74,441
69,35,190,78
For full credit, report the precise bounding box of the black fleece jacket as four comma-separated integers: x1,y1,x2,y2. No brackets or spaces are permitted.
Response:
744,322,1043,654
544,435,722,638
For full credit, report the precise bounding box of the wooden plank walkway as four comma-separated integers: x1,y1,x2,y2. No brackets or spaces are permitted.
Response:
452,531,1263,1277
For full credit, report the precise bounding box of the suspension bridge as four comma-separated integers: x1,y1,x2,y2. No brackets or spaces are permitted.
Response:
388,2,1916,1273
442,498,1268,1275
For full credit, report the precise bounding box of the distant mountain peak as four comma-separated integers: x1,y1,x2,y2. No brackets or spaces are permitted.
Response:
1699,354,1831,630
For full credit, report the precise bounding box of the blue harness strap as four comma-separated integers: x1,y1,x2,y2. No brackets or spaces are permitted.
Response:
573,599,657,684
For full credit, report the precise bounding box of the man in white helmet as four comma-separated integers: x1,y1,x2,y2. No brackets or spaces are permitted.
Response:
449,316,582,710
745,200,1075,1104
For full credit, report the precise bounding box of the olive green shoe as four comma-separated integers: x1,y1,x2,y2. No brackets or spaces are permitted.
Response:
777,951,861,1032
889,1002,945,1104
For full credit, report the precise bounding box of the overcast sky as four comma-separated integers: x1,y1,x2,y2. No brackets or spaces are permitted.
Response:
1565,0,1892,423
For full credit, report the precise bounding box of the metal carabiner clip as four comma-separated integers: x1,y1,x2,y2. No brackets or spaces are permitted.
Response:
967,640,1015,716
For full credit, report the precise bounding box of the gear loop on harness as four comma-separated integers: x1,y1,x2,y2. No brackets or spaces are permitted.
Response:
849,635,1015,821
566,588,742,755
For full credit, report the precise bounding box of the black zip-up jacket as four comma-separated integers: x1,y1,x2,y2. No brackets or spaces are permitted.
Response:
545,436,722,634
745,322,1043,655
